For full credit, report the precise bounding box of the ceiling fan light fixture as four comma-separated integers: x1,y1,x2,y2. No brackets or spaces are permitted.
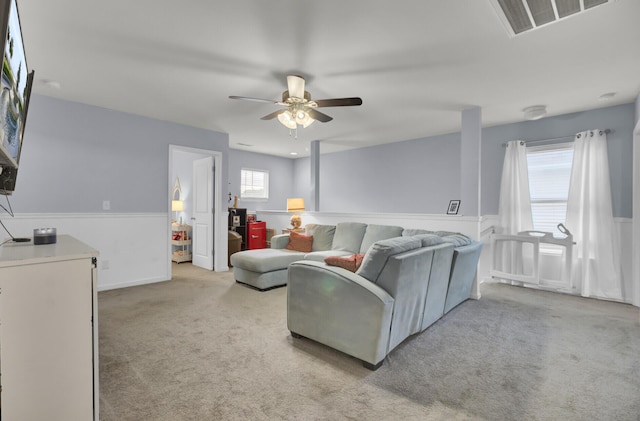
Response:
301,116,314,128
299,111,315,128
231,74,361,133
278,110,297,129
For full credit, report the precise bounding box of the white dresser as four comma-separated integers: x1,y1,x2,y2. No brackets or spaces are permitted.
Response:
0,235,99,420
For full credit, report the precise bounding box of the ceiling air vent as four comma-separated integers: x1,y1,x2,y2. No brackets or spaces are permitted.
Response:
491,0,614,36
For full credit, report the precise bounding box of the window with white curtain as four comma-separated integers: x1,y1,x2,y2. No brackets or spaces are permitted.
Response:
240,168,269,200
526,143,574,234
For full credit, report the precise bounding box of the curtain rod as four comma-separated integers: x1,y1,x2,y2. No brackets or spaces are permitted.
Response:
502,129,611,147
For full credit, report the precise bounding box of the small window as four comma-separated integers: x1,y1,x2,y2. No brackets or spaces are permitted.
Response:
526,143,574,234
241,168,269,200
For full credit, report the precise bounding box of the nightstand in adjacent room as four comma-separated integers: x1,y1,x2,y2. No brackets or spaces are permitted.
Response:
171,223,192,263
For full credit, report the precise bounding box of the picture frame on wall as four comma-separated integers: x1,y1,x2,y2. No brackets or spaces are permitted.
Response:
447,200,460,215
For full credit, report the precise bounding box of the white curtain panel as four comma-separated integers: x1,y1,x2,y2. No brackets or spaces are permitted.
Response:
498,140,533,235
496,140,534,275
566,130,622,299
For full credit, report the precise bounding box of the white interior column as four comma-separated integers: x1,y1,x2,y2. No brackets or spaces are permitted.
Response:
461,107,481,217
633,119,640,307
461,107,482,299
310,140,320,212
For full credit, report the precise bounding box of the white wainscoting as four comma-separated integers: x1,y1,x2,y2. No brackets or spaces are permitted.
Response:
256,210,483,239
481,216,635,305
2,213,169,291
258,210,486,298
255,211,635,305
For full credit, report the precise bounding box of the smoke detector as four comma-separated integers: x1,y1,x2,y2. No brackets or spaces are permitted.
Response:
523,105,547,120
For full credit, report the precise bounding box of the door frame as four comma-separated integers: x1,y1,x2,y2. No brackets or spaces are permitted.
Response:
168,145,227,276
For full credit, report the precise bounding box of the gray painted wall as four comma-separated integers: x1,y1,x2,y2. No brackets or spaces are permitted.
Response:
317,133,460,214
13,95,634,220
13,95,229,213
293,103,634,218
228,149,294,212
292,157,311,208
482,103,634,217
636,94,639,125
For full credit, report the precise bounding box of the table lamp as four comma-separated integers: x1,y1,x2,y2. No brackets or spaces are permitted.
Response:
286,198,305,229
172,200,184,224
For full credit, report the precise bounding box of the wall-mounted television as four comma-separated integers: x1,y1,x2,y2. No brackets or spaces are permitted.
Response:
0,0,33,195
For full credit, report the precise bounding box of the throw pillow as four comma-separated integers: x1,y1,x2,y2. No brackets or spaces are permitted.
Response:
324,254,365,272
285,230,313,252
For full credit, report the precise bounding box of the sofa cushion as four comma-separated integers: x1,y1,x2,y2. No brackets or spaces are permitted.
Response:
413,233,444,247
402,228,434,236
230,248,304,273
356,236,422,283
440,233,473,247
435,230,457,237
403,229,473,247
359,224,404,253
332,222,368,253
324,254,365,272
303,250,354,262
305,224,336,251
286,231,313,252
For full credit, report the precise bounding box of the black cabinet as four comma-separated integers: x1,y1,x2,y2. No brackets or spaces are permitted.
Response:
228,208,247,250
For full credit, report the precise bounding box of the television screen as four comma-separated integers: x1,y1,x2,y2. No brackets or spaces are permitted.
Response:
0,0,33,195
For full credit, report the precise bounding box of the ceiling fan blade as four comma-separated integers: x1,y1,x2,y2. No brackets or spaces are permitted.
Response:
229,95,279,104
260,109,286,120
314,97,363,107
287,75,305,99
307,108,333,123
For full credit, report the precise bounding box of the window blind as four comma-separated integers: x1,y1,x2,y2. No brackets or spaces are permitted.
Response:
526,144,573,234
241,169,269,199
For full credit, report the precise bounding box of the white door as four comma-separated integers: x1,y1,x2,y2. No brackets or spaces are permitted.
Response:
192,156,214,270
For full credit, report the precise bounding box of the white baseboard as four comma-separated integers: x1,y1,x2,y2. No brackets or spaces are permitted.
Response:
98,276,170,292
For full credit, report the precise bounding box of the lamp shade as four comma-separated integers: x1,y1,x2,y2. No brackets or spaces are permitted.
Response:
286,198,305,213
172,200,184,212
277,110,297,129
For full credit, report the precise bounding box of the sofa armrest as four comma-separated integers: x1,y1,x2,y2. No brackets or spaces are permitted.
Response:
270,234,290,249
444,241,483,314
287,260,394,366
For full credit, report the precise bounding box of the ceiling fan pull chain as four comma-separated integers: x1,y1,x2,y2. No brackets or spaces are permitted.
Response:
288,127,299,140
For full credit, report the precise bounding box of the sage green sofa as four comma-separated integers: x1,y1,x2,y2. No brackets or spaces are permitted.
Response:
288,233,458,370
231,221,483,369
231,222,404,290
285,227,483,370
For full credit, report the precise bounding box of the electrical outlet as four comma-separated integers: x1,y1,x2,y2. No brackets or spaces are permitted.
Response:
102,200,110,210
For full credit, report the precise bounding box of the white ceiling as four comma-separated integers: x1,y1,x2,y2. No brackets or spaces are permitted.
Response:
18,0,640,158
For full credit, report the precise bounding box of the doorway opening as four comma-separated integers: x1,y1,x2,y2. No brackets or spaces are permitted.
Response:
168,145,225,278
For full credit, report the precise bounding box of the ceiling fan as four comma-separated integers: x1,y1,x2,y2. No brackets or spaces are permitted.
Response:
229,75,362,132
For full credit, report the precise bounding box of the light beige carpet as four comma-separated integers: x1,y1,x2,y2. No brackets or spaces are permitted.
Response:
98,263,640,420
